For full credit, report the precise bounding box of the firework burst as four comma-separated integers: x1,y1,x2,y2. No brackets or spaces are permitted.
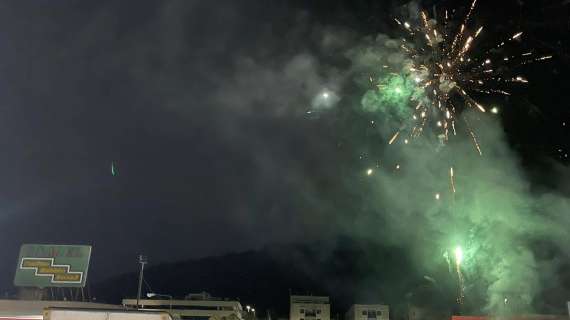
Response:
389,0,552,153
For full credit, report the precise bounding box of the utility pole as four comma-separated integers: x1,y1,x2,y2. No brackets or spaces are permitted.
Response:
136,255,148,308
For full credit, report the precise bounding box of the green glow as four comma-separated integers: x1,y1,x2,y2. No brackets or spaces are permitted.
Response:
454,246,463,265
361,73,425,120
345,27,550,313
111,162,118,176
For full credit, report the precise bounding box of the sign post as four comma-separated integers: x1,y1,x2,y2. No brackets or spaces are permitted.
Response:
14,244,92,288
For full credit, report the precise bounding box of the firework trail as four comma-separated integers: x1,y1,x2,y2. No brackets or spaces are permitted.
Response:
450,167,456,194
455,246,466,304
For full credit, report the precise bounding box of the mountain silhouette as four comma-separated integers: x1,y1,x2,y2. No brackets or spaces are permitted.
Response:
92,237,432,318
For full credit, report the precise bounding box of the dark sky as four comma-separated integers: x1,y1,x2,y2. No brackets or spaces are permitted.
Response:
0,0,569,294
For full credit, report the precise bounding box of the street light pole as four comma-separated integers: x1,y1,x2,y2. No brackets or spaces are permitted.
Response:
136,255,148,308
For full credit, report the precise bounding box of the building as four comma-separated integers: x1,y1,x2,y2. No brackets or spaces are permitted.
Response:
346,304,389,320
289,295,330,320
0,299,124,319
122,292,244,320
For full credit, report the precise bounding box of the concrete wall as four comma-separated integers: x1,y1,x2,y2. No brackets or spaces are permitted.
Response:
0,300,124,317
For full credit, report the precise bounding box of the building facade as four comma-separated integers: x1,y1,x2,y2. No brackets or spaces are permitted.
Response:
122,292,243,320
289,295,330,320
0,299,123,318
345,304,389,320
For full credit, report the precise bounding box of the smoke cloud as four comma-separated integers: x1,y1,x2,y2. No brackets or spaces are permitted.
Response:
0,1,568,314
337,5,570,314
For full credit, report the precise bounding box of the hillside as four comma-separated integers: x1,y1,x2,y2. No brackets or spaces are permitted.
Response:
92,237,437,317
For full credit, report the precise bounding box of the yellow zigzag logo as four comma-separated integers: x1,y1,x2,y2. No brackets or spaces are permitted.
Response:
20,258,83,283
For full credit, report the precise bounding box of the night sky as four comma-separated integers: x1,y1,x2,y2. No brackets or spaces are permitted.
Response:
0,0,569,304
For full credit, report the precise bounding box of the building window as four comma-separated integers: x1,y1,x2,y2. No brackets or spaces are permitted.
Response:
305,310,316,317
300,309,305,314
377,311,382,316
317,310,321,314
362,311,367,315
